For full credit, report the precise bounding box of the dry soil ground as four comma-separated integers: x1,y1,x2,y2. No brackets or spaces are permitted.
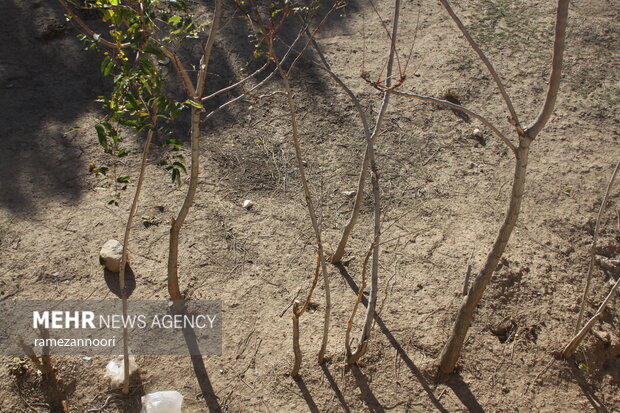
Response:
1,0,619,412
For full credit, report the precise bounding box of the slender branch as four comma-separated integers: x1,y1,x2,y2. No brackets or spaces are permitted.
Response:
564,271,620,358
319,0,399,264
203,25,308,122
574,160,620,333
438,0,522,133
345,243,373,362
58,0,130,49
270,39,331,364
346,0,400,362
117,105,158,393
299,33,373,265
201,61,270,102
196,0,223,98
156,43,196,98
291,301,302,376
524,0,569,139
386,89,517,154
305,34,371,137
286,2,344,79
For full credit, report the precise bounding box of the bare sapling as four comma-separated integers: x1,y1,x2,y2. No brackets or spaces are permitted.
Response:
167,0,223,302
563,160,620,358
329,0,401,265
269,36,333,364
284,0,400,363
117,105,158,393
62,0,282,304
369,0,569,375
231,0,341,365
574,160,620,333
344,0,401,363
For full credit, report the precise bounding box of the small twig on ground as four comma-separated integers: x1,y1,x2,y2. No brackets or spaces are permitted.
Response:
87,395,115,413
462,264,472,296
524,358,556,394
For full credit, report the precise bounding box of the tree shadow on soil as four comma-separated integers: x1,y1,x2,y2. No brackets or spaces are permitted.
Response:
182,312,222,413
104,265,136,298
294,375,321,413
0,1,109,214
571,365,610,413
336,263,484,413
320,364,351,413
348,364,387,412
442,374,486,413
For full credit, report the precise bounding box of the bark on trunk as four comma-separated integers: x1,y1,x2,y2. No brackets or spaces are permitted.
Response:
438,137,531,375
168,107,201,301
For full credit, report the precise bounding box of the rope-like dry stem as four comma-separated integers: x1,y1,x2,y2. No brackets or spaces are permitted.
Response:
564,274,620,358
573,160,620,335
271,40,332,364
117,106,158,393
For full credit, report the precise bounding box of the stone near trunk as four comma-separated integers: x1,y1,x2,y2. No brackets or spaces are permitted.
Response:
99,239,126,273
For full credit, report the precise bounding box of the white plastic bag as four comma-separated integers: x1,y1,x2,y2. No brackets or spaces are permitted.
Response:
104,354,138,388
140,391,183,413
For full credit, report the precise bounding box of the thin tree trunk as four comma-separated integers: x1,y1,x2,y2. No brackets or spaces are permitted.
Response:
168,107,201,301
574,160,620,332
330,0,400,264
345,0,401,364
436,0,568,376
118,120,157,392
291,253,321,376
291,301,302,376
272,49,332,364
438,137,531,375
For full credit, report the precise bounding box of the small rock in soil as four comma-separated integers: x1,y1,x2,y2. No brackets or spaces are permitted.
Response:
99,239,126,273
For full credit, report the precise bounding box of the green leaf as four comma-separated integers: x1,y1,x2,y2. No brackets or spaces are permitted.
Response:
171,168,180,185
65,126,81,134
101,56,114,76
95,124,108,149
117,176,130,183
184,99,204,110
168,15,182,26
172,161,186,174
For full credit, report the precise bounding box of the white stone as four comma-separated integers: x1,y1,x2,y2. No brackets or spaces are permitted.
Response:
99,239,125,273
473,128,483,137
342,190,356,197
243,200,254,209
